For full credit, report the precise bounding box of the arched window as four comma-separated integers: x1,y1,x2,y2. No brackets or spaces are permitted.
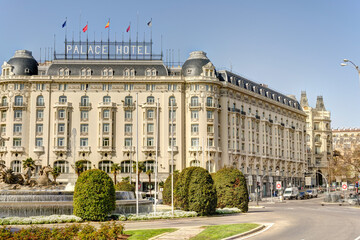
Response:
306,134,310,142
54,160,69,174
130,69,135,76
103,96,111,103
145,69,151,76
81,68,86,76
14,96,23,106
76,160,91,171
64,68,70,76
81,96,89,106
1,97,7,106
124,68,130,76
315,134,321,143
86,68,92,76
59,96,67,103
124,96,133,105
191,96,199,106
190,160,200,167
99,160,113,173
144,160,155,172
169,96,176,106
206,97,213,107
151,69,157,76
36,95,44,106
11,160,22,173
120,160,134,173
147,96,155,103
59,68,64,76
108,68,113,76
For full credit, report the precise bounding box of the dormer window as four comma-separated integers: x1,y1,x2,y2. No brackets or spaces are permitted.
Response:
130,69,135,76
108,68,113,76
86,69,91,76
151,69,157,76
64,68,70,76
24,68,30,74
146,69,151,76
59,68,64,76
102,69,108,76
81,68,86,76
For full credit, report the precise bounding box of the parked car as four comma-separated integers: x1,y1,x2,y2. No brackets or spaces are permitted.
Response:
298,191,310,200
283,187,299,200
348,194,360,205
306,189,318,198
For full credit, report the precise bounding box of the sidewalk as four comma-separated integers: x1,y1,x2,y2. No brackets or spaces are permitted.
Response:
151,226,205,240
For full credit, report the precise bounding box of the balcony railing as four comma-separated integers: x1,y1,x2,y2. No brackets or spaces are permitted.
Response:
78,146,91,152
167,146,178,152
11,146,25,152
34,146,45,153
98,102,116,108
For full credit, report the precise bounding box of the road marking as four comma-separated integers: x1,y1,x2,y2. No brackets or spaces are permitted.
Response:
354,236,360,240
239,223,274,239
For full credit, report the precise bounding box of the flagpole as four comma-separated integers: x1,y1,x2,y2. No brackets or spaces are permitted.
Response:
150,18,152,60
65,17,67,60
136,11,139,60
122,33,124,60
108,18,110,60
129,22,131,60
86,21,89,60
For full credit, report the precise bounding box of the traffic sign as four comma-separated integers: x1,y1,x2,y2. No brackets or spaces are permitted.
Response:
276,181,282,190
305,177,311,186
342,182,347,191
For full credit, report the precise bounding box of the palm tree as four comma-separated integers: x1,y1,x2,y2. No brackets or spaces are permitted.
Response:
111,163,121,185
146,169,154,195
22,157,35,170
51,167,61,183
74,161,85,177
133,162,145,190
122,176,130,183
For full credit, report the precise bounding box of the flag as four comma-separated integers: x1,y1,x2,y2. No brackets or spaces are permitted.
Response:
147,19,152,27
105,21,110,29
126,25,130,32
82,24,88,33
62,20,67,28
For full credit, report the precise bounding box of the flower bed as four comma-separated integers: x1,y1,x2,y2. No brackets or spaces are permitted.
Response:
0,215,82,225
112,210,198,221
215,207,242,214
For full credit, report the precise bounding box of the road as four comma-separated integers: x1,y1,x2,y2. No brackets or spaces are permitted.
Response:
124,196,360,240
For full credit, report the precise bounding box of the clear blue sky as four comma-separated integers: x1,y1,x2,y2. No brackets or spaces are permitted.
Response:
1,0,359,128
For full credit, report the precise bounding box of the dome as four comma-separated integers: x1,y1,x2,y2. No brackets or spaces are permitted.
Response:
182,51,211,77
7,50,38,76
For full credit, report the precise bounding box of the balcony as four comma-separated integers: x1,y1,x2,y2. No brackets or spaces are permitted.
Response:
11,146,25,153
0,146,7,153
13,102,27,109
0,103,9,110
54,102,72,108
79,102,92,109
98,102,117,108
123,103,135,110
189,146,202,152
78,146,91,153
53,146,68,153
122,146,134,153
97,146,113,152
206,103,217,109
13,132,22,136
205,146,217,152
167,146,179,153
36,102,45,108
34,146,45,153
142,146,156,152
189,102,201,109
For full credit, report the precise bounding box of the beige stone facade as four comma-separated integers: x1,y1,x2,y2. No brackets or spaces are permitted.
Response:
333,128,360,154
0,50,307,195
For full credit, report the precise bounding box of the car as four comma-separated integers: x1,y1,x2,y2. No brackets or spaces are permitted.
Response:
283,187,299,200
298,191,310,200
306,189,318,198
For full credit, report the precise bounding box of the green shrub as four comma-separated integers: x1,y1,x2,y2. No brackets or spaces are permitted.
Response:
12,226,52,240
213,167,249,213
74,169,116,221
174,167,197,209
163,170,179,205
187,167,217,215
0,227,12,239
115,181,135,192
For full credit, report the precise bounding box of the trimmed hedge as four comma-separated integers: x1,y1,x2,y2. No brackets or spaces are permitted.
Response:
74,169,116,221
115,181,135,192
213,167,249,213
174,167,217,215
163,171,179,205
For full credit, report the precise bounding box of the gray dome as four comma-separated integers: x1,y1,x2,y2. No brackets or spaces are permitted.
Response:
7,50,38,76
182,51,210,76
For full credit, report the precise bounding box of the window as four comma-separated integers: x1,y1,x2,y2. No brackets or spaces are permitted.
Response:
0,125,6,135
59,96,67,103
36,124,43,134
35,138,43,147
124,96,133,105
36,110,44,120
102,84,112,91
57,138,65,147
191,96,199,106
58,124,65,133
103,123,110,133
146,69,151,76
124,84,134,90
121,160,134,173
99,161,113,173
14,110,22,119
147,123,154,133
54,160,69,174
13,124,22,133
125,110,132,120
207,111,213,119
14,84,24,90
59,84,68,90
207,125,214,133
81,111,89,121
14,96,23,106
147,137,154,146
13,138,21,147
169,96,176,106
36,83,45,91
169,109,176,120
169,137,176,146
191,124,199,133
11,160,22,173
169,124,176,134
80,96,90,106
124,138,132,147
191,110,199,120
80,84,89,91
125,124,132,133
1,97,7,106
206,97,213,107
146,84,156,91
80,138,88,147
147,110,154,119
191,138,199,147
36,95,44,106
147,96,155,103
80,124,88,134
102,138,110,147
58,110,65,119
168,84,177,91
103,110,110,119
103,96,111,103
144,160,155,172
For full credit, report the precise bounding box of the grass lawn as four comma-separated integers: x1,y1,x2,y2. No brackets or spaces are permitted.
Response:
125,228,177,240
190,223,259,240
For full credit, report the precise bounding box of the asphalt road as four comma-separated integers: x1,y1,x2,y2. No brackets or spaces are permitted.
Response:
124,196,360,240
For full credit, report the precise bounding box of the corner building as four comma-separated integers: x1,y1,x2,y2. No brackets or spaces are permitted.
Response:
0,50,307,195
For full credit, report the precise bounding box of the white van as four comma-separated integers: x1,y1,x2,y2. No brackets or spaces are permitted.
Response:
283,187,299,200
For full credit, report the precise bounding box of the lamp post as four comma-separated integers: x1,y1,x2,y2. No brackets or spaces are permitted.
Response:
341,59,360,85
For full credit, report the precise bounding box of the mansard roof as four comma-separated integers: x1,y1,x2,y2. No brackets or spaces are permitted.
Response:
218,70,302,111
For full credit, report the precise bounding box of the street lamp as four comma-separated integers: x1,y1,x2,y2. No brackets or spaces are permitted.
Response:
341,59,360,85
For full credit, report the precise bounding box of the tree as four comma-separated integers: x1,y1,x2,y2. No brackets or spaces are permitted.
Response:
111,163,121,185
133,162,145,187
22,157,35,170
163,170,179,205
146,169,153,195
51,166,61,183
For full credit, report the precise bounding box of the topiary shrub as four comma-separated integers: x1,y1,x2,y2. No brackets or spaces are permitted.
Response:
74,169,115,221
213,167,249,213
174,167,197,210
115,181,135,192
187,167,217,215
163,170,179,205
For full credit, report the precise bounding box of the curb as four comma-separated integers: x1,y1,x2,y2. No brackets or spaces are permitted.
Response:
222,224,266,240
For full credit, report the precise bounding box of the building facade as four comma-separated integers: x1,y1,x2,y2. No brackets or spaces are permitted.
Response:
0,49,307,195
333,128,360,154
300,92,333,186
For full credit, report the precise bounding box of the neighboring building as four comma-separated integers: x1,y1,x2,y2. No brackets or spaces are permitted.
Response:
0,46,307,196
332,128,360,154
300,92,333,186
